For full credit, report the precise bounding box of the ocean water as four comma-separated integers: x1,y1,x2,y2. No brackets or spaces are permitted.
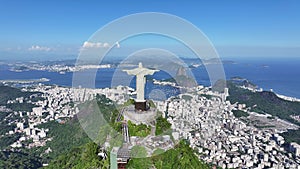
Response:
224,57,300,99
192,57,300,98
0,58,299,99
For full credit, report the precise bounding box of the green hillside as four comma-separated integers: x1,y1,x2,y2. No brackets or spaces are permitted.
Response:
227,81,300,125
0,85,36,105
226,80,300,144
46,140,209,169
45,142,109,169
0,85,40,111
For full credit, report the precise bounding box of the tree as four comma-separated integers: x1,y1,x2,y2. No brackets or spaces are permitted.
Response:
155,115,171,135
127,145,151,168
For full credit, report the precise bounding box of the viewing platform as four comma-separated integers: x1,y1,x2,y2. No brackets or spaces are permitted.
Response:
123,105,157,125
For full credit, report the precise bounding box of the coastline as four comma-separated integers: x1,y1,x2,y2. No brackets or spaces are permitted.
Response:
275,93,300,102
1,76,300,103
0,78,50,84
1,62,300,101
235,85,300,103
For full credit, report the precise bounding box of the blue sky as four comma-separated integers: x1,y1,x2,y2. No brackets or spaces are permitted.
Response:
0,0,300,60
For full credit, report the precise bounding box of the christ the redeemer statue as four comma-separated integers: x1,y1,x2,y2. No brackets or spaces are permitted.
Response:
123,62,159,111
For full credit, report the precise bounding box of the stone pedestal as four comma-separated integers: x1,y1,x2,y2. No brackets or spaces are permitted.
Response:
124,105,156,125
134,101,148,111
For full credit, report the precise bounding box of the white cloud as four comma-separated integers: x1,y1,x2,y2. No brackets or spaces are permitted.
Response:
82,41,111,49
103,42,110,48
81,41,120,50
79,41,120,51
28,45,51,52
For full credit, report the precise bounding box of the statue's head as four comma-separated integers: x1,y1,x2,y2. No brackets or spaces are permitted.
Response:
138,62,143,68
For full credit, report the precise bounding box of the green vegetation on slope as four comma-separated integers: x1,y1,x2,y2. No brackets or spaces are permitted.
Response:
45,142,109,169
48,140,209,169
39,94,119,163
224,80,300,144
130,145,148,158
0,112,15,136
0,85,41,112
0,86,34,105
155,115,172,135
37,117,92,163
122,98,134,107
152,148,165,156
127,120,151,137
0,150,42,169
227,81,300,125
6,102,36,112
0,133,21,150
127,140,209,169
152,140,209,169
95,94,117,123
232,110,249,118
280,129,300,144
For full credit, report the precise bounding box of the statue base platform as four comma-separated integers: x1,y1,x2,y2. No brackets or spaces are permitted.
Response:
134,101,149,111
124,105,156,125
